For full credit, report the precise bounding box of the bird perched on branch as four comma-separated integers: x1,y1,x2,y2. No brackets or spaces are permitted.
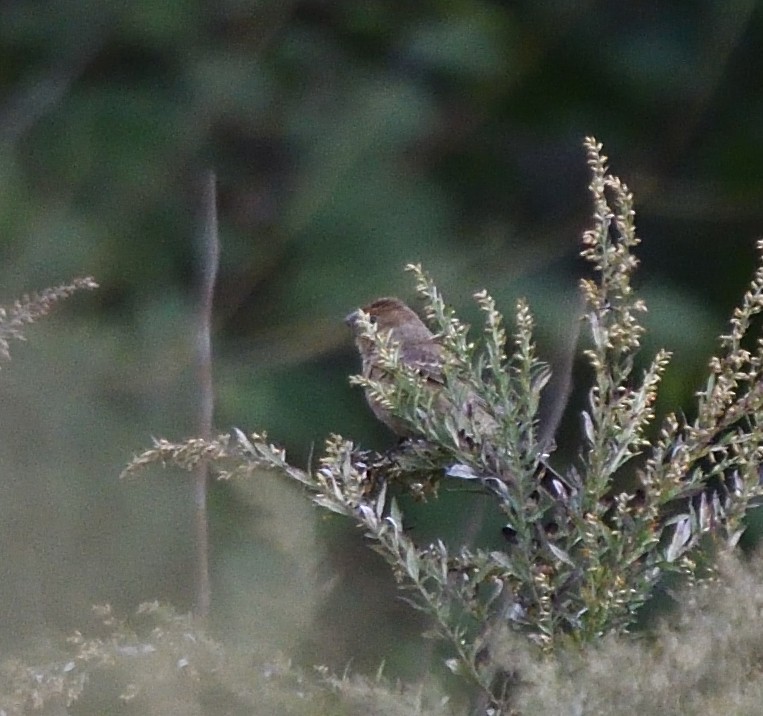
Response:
345,297,495,438
346,297,573,540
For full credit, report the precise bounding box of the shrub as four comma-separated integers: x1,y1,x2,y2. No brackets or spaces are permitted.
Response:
124,139,763,711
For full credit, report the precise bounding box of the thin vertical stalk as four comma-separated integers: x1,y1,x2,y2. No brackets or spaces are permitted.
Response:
193,170,219,619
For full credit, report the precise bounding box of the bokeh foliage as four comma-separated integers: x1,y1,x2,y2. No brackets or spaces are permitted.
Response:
0,0,762,691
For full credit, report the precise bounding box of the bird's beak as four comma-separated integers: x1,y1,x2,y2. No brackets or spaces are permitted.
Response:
344,309,360,328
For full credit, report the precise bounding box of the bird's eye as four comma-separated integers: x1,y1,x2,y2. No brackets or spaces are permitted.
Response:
369,315,378,324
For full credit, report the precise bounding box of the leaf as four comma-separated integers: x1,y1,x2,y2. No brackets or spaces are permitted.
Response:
532,366,552,394
358,503,379,529
483,476,510,500
405,544,420,581
375,480,388,520
233,427,253,452
313,496,351,516
728,528,745,548
483,577,505,609
489,551,512,569
386,498,403,532
666,517,693,562
446,463,479,479
548,543,575,567
582,410,595,446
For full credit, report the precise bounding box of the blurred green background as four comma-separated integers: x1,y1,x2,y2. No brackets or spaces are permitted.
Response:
1,0,763,681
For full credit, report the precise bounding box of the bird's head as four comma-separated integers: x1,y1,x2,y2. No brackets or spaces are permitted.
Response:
345,297,429,344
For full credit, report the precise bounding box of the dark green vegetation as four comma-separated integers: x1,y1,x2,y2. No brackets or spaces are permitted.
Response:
1,2,763,713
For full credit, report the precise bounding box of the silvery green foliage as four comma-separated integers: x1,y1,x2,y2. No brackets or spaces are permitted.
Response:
126,140,763,711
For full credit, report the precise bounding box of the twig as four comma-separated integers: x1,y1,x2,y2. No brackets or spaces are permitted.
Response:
193,170,220,619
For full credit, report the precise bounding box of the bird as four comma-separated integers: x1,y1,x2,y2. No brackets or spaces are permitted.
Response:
345,297,495,439
345,296,573,498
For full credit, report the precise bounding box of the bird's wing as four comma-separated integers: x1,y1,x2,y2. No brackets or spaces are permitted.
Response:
402,341,445,385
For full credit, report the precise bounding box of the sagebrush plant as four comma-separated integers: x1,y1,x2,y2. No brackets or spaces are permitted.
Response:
9,561,763,715
509,552,763,716
0,277,97,362
0,276,97,713
123,139,763,709
0,601,376,716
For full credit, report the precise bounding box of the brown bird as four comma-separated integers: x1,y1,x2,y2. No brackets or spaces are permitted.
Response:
345,297,494,438
347,297,572,545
